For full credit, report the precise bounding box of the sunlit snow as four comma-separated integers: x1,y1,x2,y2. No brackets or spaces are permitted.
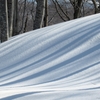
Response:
0,14,100,100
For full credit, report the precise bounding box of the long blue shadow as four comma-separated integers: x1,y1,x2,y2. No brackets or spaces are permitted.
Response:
0,24,99,80
1,92,39,100
0,43,100,86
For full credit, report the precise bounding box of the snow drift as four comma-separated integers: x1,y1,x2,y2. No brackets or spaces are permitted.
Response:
0,14,100,100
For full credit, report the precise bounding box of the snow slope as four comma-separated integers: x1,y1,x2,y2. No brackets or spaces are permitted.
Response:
0,14,100,100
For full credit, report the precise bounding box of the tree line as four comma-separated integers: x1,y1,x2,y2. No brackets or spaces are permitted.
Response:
0,0,100,42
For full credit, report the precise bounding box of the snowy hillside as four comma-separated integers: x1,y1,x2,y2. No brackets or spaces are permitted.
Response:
0,14,100,100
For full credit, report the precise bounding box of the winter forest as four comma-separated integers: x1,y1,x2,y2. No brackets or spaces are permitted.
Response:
0,0,100,42
0,0,100,100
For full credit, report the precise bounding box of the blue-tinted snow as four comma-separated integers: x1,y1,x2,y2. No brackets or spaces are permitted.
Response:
0,14,100,100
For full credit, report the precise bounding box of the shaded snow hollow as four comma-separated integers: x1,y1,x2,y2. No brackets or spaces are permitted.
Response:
0,14,100,100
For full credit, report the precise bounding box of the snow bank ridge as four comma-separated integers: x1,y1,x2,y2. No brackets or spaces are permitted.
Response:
0,14,100,100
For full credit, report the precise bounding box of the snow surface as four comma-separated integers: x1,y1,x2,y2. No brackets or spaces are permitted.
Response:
0,14,100,100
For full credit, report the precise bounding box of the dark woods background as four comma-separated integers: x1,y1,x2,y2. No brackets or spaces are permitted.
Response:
0,0,100,42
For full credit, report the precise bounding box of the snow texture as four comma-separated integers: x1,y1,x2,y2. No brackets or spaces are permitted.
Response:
0,14,100,100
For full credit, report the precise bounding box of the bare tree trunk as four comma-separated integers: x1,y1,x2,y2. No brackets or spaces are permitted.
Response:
18,0,27,34
55,0,70,20
44,0,48,27
52,0,66,21
9,0,14,37
73,0,83,19
34,0,46,29
5,0,10,40
8,0,18,37
0,0,8,42
13,0,18,36
23,13,28,33
7,0,12,37
92,0,99,13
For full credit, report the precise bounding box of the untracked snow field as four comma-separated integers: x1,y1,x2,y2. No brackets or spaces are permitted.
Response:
0,14,100,100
